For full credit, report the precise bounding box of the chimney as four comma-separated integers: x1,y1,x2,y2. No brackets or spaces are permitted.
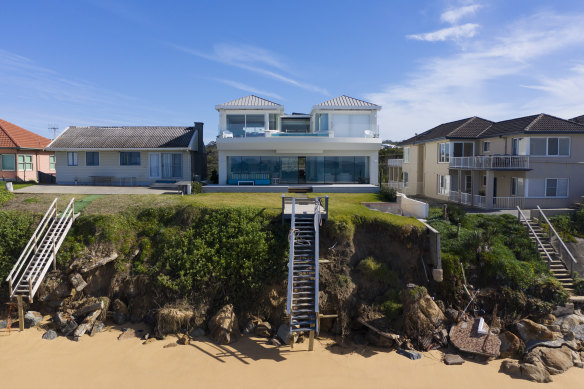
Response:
194,122,204,151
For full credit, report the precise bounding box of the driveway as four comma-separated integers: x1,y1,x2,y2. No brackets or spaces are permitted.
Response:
14,185,172,195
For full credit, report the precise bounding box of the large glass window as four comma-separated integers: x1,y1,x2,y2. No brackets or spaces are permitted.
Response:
280,157,299,183
1,154,16,171
306,157,324,183
438,143,450,163
530,137,569,156
17,155,33,171
67,152,78,166
269,114,278,131
315,113,329,133
332,114,370,137
281,118,310,133
86,152,99,166
452,142,473,157
161,153,182,178
226,114,266,137
149,153,160,178
120,152,140,166
546,178,568,197
354,157,369,184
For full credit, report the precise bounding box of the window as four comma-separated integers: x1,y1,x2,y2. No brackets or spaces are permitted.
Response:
49,155,55,170
269,114,278,131
530,137,569,156
483,141,490,152
482,175,487,186
226,114,266,137
1,154,16,171
465,175,472,193
403,172,409,187
438,143,450,163
315,113,329,133
546,179,568,197
403,147,410,163
511,177,518,196
150,153,183,178
511,138,519,155
332,114,370,137
120,152,140,166
86,152,99,166
67,152,78,166
452,142,474,157
149,153,160,178
437,174,450,195
17,155,33,171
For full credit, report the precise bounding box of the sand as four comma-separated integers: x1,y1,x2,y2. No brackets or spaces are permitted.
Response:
1,325,583,388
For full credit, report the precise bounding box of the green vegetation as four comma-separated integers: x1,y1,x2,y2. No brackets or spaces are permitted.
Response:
358,257,398,286
427,207,566,305
546,205,584,241
0,211,35,294
379,185,397,202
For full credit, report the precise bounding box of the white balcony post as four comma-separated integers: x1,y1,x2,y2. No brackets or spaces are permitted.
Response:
485,171,495,210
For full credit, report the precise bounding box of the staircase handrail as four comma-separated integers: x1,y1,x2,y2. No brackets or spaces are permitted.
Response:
537,206,577,277
314,197,320,334
5,198,58,285
26,198,75,288
286,197,295,315
517,206,554,267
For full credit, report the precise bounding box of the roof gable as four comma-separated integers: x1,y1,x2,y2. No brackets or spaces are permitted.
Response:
0,119,51,149
313,95,381,110
215,95,283,110
48,126,198,150
570,115,584,124
480,114,584,137
400,117,476,144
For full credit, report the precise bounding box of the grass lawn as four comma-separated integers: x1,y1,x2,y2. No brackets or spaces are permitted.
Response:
1,191,425,229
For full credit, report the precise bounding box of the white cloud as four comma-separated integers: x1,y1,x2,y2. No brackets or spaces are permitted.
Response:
168,43,329,95
368,12,584,140
213,79,283,100
407,23,479,42
441,4,482,24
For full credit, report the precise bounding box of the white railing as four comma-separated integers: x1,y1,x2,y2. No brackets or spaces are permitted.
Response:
383,181,405,190
286,197,295,316
449,190,459,202
536,206,577,277
314,197,320,334
474,195,487,208
450,155,530,169
493,196,525,209
387,159,404,167
517,206,554,269
460,192,472,206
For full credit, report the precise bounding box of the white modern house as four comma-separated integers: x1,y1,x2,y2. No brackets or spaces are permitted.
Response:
215,95,382,190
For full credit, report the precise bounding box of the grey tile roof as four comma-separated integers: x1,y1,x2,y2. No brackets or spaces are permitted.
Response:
313,95,381,110
400,117,482,144
48,126,197,149
570,115,584,124
479,114,584,137
215,95,283,109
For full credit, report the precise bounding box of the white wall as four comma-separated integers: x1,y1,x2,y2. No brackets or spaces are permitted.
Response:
399,193,429,218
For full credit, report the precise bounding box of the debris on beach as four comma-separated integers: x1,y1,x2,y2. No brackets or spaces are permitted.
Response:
449,318,500,358
208,304,239,345
443,354,464,365
396,348,421,360
24,311,42,328
42,329,58,340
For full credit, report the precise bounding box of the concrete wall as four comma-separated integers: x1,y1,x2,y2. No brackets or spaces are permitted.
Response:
399,193,429,218
55,150,192,185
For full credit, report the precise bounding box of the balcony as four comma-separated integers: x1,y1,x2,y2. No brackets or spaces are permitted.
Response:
449,191,525,209
449,155,530,170
383,181,405,190
387,159,404,167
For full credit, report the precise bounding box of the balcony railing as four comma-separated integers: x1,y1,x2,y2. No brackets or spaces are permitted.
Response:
387,159,404,167
383,181,405,190
449,155,530,170
449,192,525,209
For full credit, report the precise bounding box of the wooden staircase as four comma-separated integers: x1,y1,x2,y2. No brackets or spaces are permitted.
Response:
286,197,321,350
517,206,578,294
6,198,76,303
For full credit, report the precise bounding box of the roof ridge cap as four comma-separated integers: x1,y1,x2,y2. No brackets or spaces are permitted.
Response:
525,113,545,131
0,120,22,148
449,117,475,135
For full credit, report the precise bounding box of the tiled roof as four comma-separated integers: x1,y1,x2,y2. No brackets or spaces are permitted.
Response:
313,95,381,110
448,117,494,138
479,114,584,137
215,95,283,109
400,117,477,144
569,115,584,124
0,118,51,149
48,126,197,149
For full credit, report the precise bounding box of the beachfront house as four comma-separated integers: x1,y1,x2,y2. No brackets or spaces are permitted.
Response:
0,118,55,183
47,123,206,186
215,95,382,190
392,114,584,209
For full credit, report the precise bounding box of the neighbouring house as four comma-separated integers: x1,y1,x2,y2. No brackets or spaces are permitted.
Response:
391,114,584,209
46,123,206,186
215,95,381,189
0,118,55,183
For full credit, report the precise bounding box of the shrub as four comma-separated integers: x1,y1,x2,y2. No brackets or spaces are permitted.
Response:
381,300,403,321
446,204,466,224
573,277,584,296
529,276,569,305
191,181,203,194
379,186,397,202
0,212,35,293
357,257,398,286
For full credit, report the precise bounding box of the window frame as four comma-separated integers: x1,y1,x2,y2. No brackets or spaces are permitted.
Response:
17,154,33,171
85,151,100,167
545,178,569,198
529,137,570,157
120,152,141,166
482,141,490,153
49,155,56,171
438,142,450,163
437,174,450,195
403,147,410,163
67,152,78,166
1,154,16,171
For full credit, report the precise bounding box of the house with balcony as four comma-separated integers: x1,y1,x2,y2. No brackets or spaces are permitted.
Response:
215,95,381,191
396,114,584,209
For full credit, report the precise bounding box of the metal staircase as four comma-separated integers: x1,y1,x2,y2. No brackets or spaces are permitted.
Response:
517,206,578,294
6,198,76,303
286,197,322,350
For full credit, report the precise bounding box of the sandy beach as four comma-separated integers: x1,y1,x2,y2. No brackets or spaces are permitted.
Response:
1,325,582,389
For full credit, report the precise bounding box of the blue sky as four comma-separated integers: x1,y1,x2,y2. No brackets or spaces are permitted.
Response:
2,0,584,142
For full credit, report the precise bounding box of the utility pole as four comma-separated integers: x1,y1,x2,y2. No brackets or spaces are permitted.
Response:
48,124,58,140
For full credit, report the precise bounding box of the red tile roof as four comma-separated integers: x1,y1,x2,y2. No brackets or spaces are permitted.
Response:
0,119,51,149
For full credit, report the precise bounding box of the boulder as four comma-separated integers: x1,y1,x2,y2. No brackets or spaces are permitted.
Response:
74,301,104,319
24,311,42,327
402,287,446,342
520,361,552,383
539,314,556,326
0,320,7,329
500,360,522,378
526,346,574,375
514,319,557,344
556,314,584,333
69,272,87,292
444,354,465,365
254,322,272,338
42,329,58,340
208,304,239,345
73,310,101,341
276,324,298,345
396,348,422,360
112,299,129,325
499,331,525,359
90,321,104,336
60,318,78,336
553,303,574,317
